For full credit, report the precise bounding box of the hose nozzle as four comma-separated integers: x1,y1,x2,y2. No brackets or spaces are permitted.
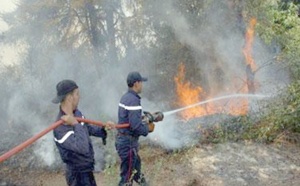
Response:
143,111,164,123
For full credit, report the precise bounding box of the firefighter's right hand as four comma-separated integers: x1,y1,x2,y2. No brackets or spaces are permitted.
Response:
105,121,115,130
148,122,155,132
61,115,78,125
143,111,154,123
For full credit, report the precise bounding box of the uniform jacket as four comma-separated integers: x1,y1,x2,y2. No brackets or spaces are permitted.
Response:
116,89,149,149
53,108,107,172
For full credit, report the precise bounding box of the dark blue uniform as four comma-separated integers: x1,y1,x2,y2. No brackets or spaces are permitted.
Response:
53,108,107,186
115,89,149,186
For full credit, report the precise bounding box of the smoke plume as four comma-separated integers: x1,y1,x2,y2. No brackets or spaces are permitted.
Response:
0,0,289,170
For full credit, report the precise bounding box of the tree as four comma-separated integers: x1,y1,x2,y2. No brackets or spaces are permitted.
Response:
2,0,128,77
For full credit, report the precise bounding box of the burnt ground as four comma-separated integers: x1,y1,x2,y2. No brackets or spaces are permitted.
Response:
1,142,300,186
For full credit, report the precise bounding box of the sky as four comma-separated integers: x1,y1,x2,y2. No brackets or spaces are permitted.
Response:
0,0,17,11
0,0,17,27
0,1,18,65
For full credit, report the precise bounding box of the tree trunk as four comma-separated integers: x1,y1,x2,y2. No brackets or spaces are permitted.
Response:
105,2,118,65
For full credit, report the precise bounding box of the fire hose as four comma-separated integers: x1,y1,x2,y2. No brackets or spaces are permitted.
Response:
0,111,164,163
0,117,129,164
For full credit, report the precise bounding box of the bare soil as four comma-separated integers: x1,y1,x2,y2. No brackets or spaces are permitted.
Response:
1,142,300,186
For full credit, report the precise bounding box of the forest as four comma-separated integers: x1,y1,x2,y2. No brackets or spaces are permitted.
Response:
0,0,299,185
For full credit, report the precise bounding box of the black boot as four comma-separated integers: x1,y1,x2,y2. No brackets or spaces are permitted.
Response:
138,174,149,186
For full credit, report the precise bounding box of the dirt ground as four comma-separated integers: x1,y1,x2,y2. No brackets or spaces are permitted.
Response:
1,142,300,186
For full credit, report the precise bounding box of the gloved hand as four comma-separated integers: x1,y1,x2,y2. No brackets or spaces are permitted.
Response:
148,122,155,132
101,128,107,145
143,111,154,123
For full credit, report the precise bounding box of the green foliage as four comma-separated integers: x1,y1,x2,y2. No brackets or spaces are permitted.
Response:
246,0,300,80
272,81,300,133
200,115,256,143
241,81,300,143
199,81,300,144
210,0,299,144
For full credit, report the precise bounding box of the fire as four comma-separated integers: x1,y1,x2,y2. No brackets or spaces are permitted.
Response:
243,18,257,71
174,18,258,120
174,63,248,120
174,63,208,120
243,17,258,94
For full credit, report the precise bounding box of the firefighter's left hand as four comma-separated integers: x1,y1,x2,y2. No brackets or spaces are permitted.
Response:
101,128,107,145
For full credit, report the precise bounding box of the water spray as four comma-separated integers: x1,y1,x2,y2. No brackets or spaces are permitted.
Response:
163,94,270,116
0,94,269,163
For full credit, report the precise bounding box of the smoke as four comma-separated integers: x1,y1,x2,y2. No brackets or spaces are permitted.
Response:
140,0,289,150
0,0,290,170
148,116,189,149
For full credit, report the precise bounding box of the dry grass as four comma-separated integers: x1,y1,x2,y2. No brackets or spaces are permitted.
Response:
274,131,300,145
1,142,300,186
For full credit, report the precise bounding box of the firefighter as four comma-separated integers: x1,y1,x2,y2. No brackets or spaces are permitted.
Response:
115,72,155,186
52,79,108,186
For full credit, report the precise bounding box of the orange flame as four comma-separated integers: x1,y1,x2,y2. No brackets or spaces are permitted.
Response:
174,63,250,120
243,18,257,71
174,18,259,120
174,63,208,120
243,17,258,95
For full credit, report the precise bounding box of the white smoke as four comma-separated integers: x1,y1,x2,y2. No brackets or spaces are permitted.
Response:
0,0,290,168
147,115,195,149
34,134,58,167
138,0,289,150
